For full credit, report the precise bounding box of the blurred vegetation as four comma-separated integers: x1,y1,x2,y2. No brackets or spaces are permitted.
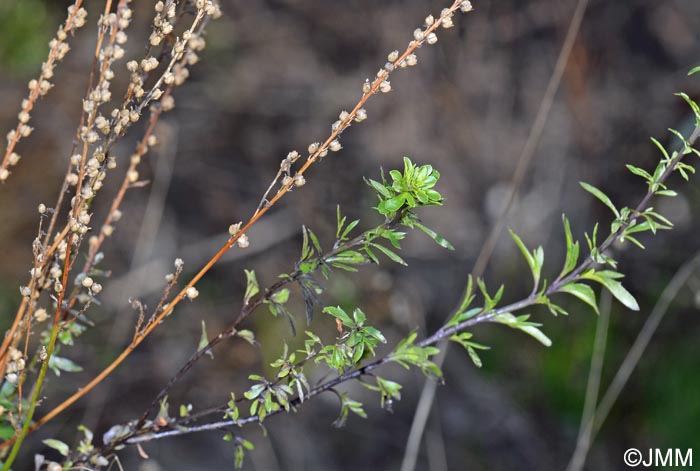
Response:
0,0,56,75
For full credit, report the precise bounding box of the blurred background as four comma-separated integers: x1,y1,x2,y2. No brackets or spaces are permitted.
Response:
1,0,700,469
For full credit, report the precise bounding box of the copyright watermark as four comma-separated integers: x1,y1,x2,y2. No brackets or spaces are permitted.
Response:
624,448,693,468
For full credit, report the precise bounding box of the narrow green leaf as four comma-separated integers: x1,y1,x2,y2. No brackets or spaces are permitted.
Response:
509,229,535,272
366,178,392,198
580,182,620,218
494,313,552,347
457,275,474,314
198,320,214,358
560,215,580,278
244,269,259,304
413,222,455,250
581,271,639,311
558,283,599,314
43,439,70,457
370,243,407,266
626,164,653,181
323,306,353,327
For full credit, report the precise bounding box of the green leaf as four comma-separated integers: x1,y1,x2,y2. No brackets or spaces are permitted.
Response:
48,355,83,376
626,164,653,181
324,306,353,327
244,269,259,304
580,182,619,218
689,66,700,76
655,189,677,197
269,288,289,305
366,178,392,198
650,137,671,163
198,320,214,359
494,313,552,347
560,215,580,278
581,270,639,311
43,438,70,457
508,229,544,289
413,222,454,250
457,275,475,315
676,92,700,126
558,283,599,314
370,243,407,266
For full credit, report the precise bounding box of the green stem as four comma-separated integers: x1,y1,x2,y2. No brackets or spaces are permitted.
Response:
2,322,61,471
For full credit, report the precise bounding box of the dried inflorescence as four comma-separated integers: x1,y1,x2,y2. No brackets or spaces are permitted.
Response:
0,1,88,182
0,2,224,461
0,1,478,467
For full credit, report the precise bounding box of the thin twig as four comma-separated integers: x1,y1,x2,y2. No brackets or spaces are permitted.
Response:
0,1,472,445
401,1,590,467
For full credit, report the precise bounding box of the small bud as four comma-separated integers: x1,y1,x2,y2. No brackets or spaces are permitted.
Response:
426,33,438,45
82,276,94,288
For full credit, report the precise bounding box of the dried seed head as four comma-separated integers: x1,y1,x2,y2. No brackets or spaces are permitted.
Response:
460,1,473,13
379,80,392,93
329,139,342,152
413,28,425,41
82,276,94,288
355,108,367,122
237,233,250,248
426,32,438,45
174,258,184,269
186,286,199,300
34,308,48,323
228,223,242,236
388,50,399,63
308,142,320,154
294,174,306,187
